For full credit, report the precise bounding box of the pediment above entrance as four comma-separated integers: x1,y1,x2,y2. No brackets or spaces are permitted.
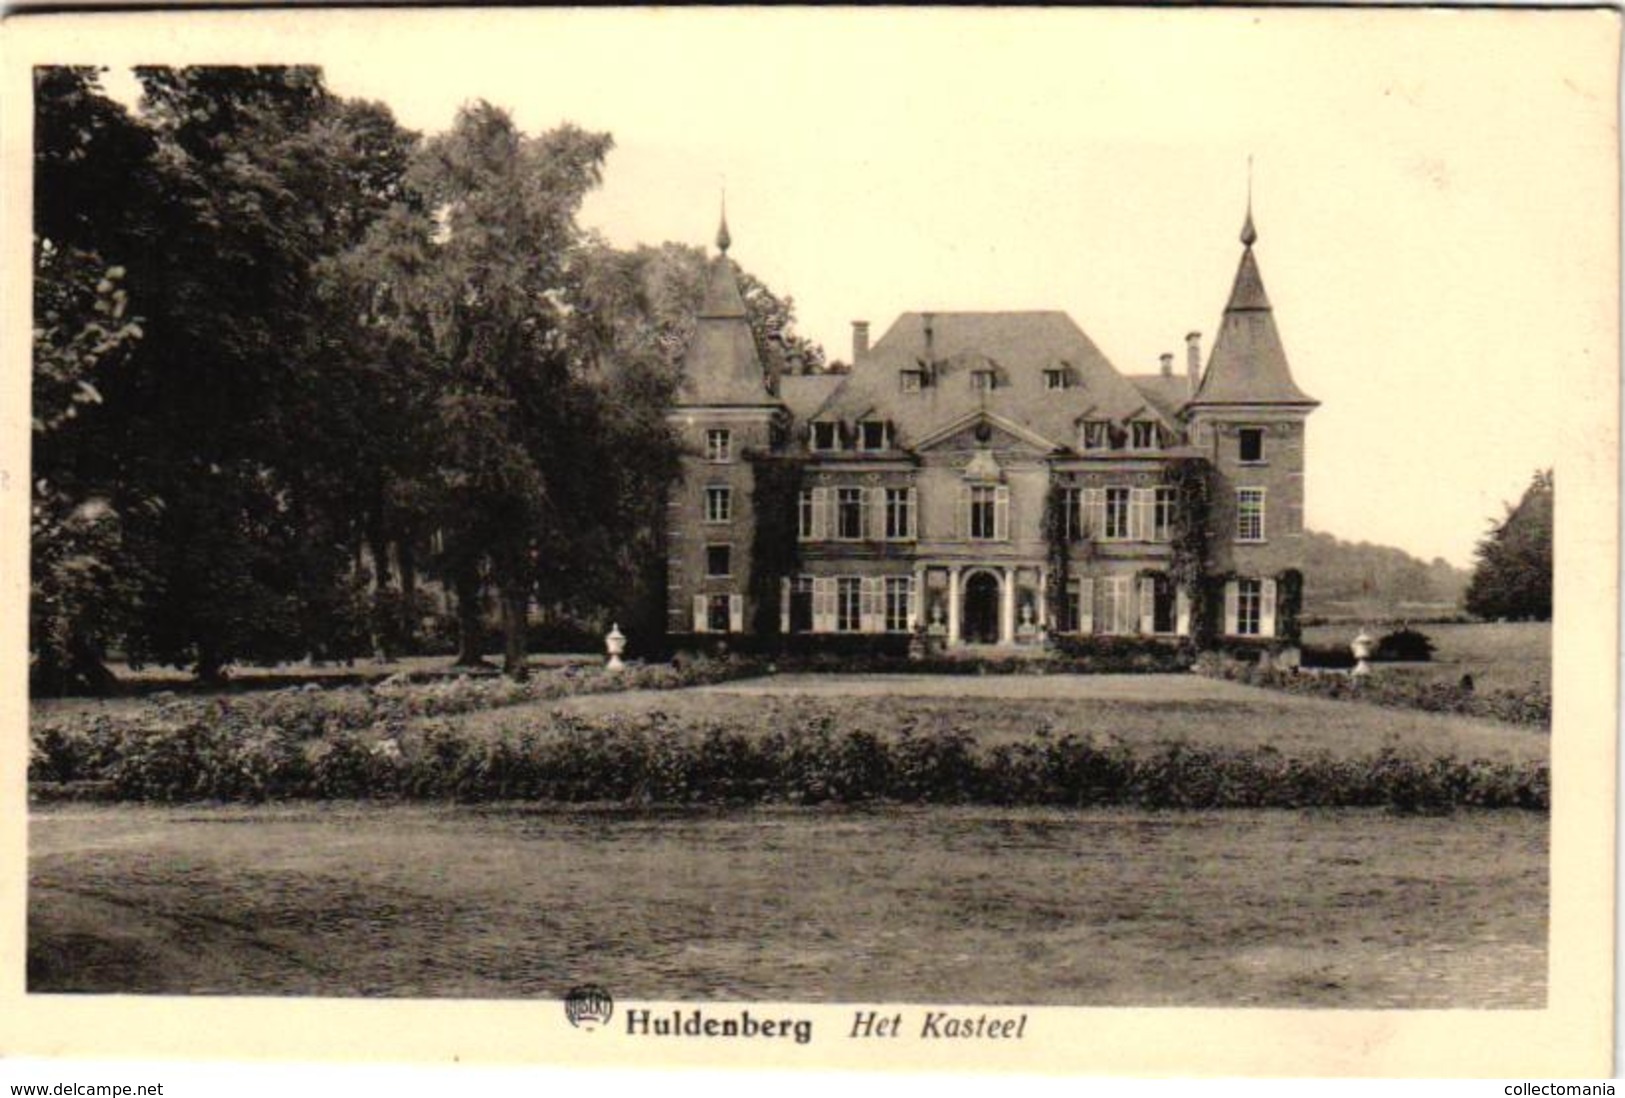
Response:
913,411,1058,456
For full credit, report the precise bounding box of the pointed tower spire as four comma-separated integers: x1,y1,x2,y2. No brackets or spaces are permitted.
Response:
716,191,731,255
680,198,777,405
1240,155,1257,247
1188,191,1316,409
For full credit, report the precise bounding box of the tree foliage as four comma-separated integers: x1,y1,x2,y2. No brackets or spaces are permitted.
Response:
1465,470,1553,622
29,67,832,690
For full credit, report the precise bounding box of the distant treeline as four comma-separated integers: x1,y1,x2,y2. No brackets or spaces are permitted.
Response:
1300,530,1469,619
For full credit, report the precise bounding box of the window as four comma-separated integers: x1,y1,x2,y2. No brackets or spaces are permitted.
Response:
1236,488,1266,542
1055,580,1081,634
1153,487,1177,542
1239,427,1265,464
797,489,815,540
884,577,912,632
1098,575,1134,635
900,371,923,393
1044,369,1069,391
884,487,913,540
859,420,891,451
1060,487,1083,541
704,486,732,523
836,577,862,633
969,486,997,539
1104,487,1131,540
971,370,996,392
789,576,814,633
705,428,731,463
1131,421,1157,450
707,593,731,633
837,488,865,540
705,544,731,577
811,421,839,451
1080,420,1111,451
1236,578,1262,636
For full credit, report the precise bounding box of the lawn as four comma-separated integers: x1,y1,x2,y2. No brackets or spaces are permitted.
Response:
1302,621,1551,695
28,802,1546,1007
424,673,1550,766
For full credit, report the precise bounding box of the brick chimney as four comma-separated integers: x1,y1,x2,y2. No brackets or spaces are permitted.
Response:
1159,352,1174,378
851,320,870,361
1185,331,1202,396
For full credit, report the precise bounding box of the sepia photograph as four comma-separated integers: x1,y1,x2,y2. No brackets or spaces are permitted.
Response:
2,5,1617,1079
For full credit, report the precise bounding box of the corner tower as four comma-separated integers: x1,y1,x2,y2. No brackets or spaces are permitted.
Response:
1185,205,1318,639
666,210,786,638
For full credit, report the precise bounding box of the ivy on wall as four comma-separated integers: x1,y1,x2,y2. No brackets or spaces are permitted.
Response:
747,454,805,635
1042,480,1072,628
1274,567,1304,645
1162,457,1216,648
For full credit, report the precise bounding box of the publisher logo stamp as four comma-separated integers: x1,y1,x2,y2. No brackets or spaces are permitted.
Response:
564,984,614,1031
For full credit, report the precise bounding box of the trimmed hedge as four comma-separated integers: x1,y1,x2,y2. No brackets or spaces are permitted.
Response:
31,710,1547,811
1196,656,1550,729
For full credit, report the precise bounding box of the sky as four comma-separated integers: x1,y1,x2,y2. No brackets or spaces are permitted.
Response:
92,8,1617,568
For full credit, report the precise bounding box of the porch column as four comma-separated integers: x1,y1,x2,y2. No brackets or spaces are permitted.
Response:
1036,566,1048,628
947,565,962,647
1000,565,1016,645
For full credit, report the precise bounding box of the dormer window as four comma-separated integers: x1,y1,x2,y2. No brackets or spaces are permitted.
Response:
859,420,893,451
971,369,996,392
1044,369,1071,391
900,370,923,393
811,421,840,452
1080,420,1111,452
1130,421,1158,450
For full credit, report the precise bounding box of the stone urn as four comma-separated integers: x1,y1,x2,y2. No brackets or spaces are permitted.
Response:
605,623,627,673
1351,628,1374,678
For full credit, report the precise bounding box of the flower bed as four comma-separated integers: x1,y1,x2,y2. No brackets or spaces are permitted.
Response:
28,654,765,783
1195,655,1551,729
31,706,1547,812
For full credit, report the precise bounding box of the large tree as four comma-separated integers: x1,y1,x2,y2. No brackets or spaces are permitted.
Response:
31,66,419,683
335,102,622,676
1465,470,1554,621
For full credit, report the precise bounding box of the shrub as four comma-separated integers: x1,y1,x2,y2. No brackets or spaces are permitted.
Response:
34,711,1548,811
1194,657,1550,730
1373,627,1436,663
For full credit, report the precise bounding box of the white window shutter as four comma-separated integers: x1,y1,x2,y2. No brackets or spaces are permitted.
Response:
1259,490,1268,541
994,485,1011,541
692,594,708,634
1140,577,1156,635
813,578,833,633
826,488,840,540
864,577,884,633
811,487,828,540
908,487,919,539
906,576,918,630
1127,489,1143,541
1261,578,1278,638
1176,585,1191,637
779,578,790,634
1079,579,1094,634
728,594,744,633
1223,580,1240,636
1086,488,1105,539
874,488,890,540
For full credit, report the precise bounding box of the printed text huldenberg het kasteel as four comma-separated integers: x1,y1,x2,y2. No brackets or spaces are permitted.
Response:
622,1008,1031,1044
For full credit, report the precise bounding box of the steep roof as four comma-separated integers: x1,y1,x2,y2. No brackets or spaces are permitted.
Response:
812,311,1163,449
1126,373,1191,422
1189,216,1316,409
677,224,780,407
778,373,843,420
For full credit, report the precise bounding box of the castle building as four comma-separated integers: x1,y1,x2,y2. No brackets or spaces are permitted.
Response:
666,206,1316,647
